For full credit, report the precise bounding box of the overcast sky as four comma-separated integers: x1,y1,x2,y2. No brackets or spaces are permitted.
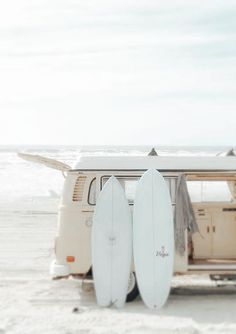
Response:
0,0,235,146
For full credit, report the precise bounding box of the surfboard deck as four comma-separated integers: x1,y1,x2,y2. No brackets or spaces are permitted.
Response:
133,169,174,309
92,176,132,308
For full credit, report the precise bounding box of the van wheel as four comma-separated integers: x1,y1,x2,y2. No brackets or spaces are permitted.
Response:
126,272,139,302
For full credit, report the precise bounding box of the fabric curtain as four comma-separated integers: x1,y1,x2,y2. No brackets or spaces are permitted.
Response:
174,174,199,255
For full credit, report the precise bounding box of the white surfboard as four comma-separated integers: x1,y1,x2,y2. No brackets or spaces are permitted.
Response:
133,169,174,309
92,176,132,308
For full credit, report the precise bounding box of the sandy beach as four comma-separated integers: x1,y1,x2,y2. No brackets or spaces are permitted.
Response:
1,147,236,333
1,194,236,334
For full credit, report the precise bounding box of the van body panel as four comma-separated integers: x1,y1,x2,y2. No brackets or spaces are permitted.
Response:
51,157,236,278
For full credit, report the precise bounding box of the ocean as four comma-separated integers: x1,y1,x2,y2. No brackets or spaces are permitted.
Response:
0,144,232,201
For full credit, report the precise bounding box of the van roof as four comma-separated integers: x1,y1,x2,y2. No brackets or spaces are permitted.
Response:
72,155,236,172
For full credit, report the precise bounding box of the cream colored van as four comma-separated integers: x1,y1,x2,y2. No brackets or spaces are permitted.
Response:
19,151,236,301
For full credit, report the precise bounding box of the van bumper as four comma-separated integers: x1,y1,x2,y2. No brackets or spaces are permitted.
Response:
50,260,70,278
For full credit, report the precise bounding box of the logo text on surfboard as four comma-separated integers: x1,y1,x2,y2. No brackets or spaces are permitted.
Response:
156,246,169,257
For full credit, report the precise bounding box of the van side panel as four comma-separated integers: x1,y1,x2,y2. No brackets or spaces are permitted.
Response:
56,207,92,273
55,173,95,275
54,171,188,276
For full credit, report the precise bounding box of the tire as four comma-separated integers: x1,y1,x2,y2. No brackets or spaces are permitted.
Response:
126,272,139,302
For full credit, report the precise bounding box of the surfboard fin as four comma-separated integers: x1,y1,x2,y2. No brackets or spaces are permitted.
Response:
18,152,71,172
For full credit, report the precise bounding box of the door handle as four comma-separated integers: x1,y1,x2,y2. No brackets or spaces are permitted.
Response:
213,226,216,233
207,226,210,233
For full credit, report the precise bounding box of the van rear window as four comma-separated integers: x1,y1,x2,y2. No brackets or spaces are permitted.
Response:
101,176,175,205
102,176,139,204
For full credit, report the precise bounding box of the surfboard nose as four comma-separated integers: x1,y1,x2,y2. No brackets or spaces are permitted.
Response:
143,168,162,178
103,175,123,192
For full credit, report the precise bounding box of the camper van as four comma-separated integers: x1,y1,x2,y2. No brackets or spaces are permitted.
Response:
19,150,236,301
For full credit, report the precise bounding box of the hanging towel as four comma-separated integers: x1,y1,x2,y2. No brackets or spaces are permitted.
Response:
174,174,199,255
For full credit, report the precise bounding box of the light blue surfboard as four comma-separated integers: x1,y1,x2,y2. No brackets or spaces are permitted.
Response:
92,176,132,308
133,169,174,309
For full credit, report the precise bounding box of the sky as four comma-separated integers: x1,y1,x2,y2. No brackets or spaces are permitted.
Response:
0,0,236,146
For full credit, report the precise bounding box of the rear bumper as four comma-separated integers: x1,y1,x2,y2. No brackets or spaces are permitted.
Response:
50,260,70,278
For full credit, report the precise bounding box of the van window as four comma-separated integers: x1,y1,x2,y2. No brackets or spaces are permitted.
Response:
88,178,96,205
102,176,139,204
187,181,233,203
101,176,175,205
